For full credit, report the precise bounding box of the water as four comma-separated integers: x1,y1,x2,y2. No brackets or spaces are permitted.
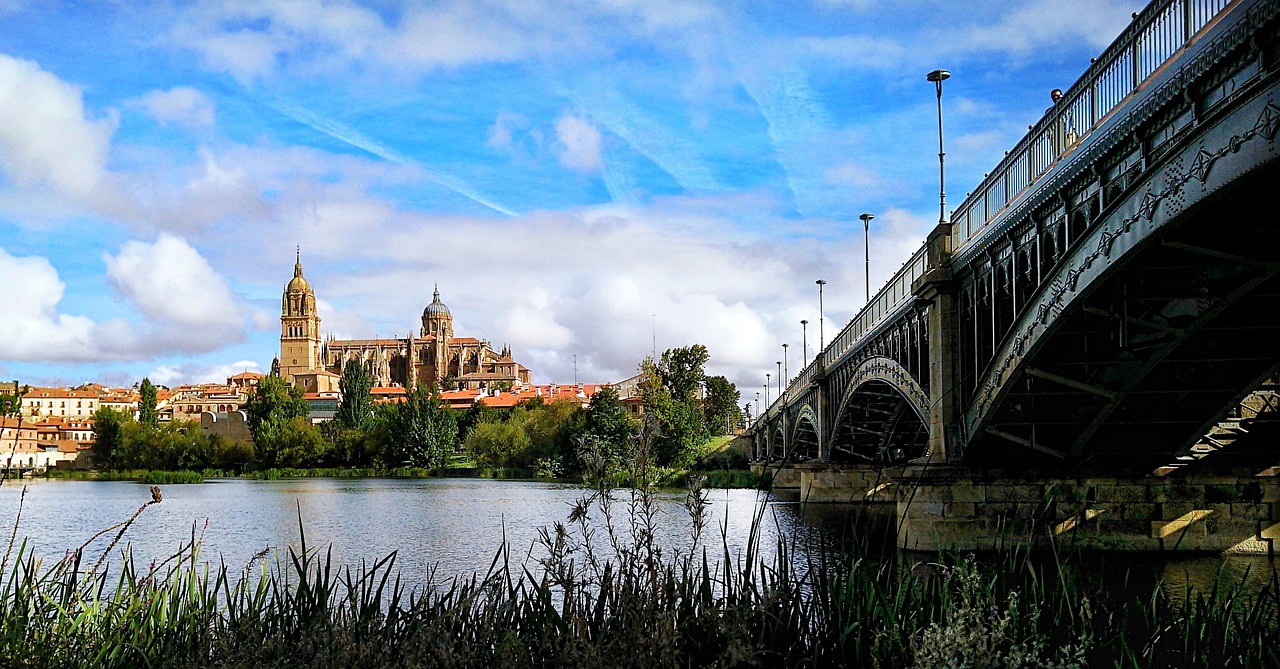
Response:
0,477,1273,600
0,477,845,584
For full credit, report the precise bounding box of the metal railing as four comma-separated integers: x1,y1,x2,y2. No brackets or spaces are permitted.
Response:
950,0,1232,247
752,0,1236,431
759,243,929,424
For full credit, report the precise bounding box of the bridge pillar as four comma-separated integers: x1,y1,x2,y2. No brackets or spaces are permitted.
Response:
895,467,1280,554
914,223,961,462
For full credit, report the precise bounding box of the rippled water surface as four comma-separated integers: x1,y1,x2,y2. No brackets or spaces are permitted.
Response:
0,478,846,583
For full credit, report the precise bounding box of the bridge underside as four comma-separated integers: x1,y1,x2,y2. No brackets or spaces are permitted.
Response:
830,380,928,464
970,160,1280,471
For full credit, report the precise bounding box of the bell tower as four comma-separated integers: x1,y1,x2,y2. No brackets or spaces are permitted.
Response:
280,248,322,386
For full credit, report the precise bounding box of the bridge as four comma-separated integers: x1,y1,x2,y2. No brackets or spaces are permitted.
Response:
748,0,1280,553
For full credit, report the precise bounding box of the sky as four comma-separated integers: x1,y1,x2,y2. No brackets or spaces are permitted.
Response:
0,0,1147,394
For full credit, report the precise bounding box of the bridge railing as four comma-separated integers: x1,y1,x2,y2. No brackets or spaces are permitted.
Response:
759,243,930,425
950,0,1232,248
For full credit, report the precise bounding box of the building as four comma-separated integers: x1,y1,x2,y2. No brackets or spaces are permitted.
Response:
21,388,100,420
277,253,532,392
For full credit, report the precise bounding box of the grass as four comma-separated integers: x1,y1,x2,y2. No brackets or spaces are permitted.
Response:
698,469,762,489
0,483,1276,668
142,470,204,484
5,418,1278,667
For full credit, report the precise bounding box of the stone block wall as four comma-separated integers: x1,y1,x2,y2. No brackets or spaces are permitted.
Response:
896,467,1280,554
799,464,903,504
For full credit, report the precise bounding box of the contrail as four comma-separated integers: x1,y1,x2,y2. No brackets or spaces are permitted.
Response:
270,99,519,217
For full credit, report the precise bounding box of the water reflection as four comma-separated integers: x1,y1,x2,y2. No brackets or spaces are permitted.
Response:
1,477,1275,602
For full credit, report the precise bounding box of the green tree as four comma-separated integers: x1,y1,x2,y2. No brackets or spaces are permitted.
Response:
640,350,712,466
703,375,741,435
580,386,638,465
91,406,133,470
658,344,709,402
335,359,374,431
138,377,158,428
246,376,311,467
384,386,457,469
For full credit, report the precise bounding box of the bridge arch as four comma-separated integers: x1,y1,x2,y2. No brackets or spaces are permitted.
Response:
963,121,1280,468
829,356,930,463
788,406,820,463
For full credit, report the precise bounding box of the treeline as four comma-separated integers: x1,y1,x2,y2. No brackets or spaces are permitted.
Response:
92,345,742,479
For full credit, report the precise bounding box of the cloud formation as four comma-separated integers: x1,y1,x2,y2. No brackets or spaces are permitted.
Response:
0,54,114,198
554,115,603,171
133,86,216,127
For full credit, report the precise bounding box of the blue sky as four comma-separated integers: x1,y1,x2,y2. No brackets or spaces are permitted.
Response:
0,0,1145,392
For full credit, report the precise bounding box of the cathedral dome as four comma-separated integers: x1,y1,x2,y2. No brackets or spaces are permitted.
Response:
423,285,450,317
287,251,311,293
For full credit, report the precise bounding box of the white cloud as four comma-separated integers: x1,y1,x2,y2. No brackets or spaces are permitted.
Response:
554,115,603,172
0,54,115,198
0,247,99,361
148,359,261,387
948,0,1143,56
104,234,242,331
134,86,216,127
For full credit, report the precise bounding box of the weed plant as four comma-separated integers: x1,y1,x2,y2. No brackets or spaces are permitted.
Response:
1,417,1278,667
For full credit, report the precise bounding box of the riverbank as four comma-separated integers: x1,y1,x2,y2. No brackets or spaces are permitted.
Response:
39,466,766,488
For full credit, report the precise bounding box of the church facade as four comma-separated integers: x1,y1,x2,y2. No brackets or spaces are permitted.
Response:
277,254,531,392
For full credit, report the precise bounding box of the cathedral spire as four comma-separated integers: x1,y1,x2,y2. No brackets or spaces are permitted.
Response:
294,246,303,277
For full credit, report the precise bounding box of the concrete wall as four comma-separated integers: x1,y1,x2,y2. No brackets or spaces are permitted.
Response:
896,467,1280,555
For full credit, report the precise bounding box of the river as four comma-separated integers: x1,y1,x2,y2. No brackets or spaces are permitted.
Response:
0,477,1274,603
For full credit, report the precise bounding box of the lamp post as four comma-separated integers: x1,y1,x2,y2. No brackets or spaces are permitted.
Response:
765,374,770,406
782,343,789,383
816,279,827,353
754,391,760,419
926,69,951,227
860,212,875,304
800,320,809,366
776,361,782,395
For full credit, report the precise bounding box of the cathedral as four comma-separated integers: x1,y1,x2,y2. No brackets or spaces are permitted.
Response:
276,253,531,392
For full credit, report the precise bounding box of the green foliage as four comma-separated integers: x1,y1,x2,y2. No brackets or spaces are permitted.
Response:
246,376,312,467
335,359,374,431
141,469,203,484
463,398,584,474
640,348,712,467
700,469,761,489
703,375,740,435
456,401,501,442
90,406,131,471
138,377,158,428
0,383,27,419
383,386,457,469
657,344,709,402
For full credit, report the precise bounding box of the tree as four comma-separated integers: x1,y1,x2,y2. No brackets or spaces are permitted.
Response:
139,377,158,427
385,386,457,469
658,344,709,402
580,386,638,464
640,350,710,467
335,359,374,431
703,375,741,435
91,406,132,470
246,376,312,467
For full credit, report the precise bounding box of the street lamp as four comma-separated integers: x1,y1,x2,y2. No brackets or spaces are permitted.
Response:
800,320,809,366
926,69,951,227
776,361,782,395
765,374,771,405
816,279,827,353
782,343,789,383
754,391,760,418
860,212,875,304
